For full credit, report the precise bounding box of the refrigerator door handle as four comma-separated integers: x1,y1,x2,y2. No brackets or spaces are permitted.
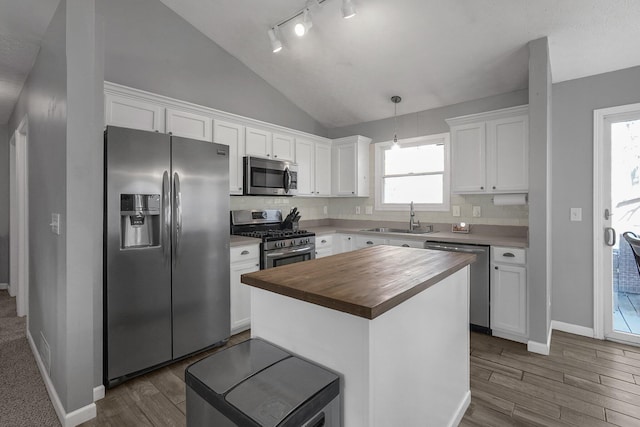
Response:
162,171,171,263
173,172,182,264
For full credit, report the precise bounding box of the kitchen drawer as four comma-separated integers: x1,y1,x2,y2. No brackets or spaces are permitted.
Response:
492,246,526,265
316,235,334,249
231,244,260,263
354,235,388,249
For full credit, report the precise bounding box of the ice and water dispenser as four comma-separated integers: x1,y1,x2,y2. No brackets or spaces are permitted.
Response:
120,194,161,249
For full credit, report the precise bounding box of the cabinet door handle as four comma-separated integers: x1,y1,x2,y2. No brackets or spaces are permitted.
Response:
321,239,327,243
502,252,515,257
241,250,250,255
402,244,410,247
493,186,496,190
495,266,499,270
352,191,355,194
274,155,278,158
366,241,374,245
480,186,484,190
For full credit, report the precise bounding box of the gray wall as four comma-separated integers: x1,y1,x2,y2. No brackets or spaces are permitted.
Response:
328,89,528,141
527,38,552,346
0,125,8,284
8,0,99,413
552,65,640,328
96,0,326,137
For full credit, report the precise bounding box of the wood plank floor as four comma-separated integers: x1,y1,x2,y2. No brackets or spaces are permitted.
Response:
81,330,640,426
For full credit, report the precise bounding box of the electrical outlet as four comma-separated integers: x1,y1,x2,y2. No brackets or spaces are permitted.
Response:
570,207,582,221
452,205,461,217
365,206,373,215
355,206,361,215
472,206,481,217
323,206,328,215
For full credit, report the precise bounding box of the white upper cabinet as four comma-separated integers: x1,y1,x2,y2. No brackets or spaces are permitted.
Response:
487,115,529,192
272,133,295,161
295,138,332,197
214,119,245,195
332,135,371,197
245,127,271,158
295,139,314,196
315,141,332,196
165,108,212,142
447,105,529,194
450,123,486,193
105,92,165,132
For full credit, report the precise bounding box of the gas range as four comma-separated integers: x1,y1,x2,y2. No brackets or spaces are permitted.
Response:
230,209,316,269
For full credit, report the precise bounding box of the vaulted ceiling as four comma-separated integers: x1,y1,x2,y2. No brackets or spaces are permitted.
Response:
1,1,640,128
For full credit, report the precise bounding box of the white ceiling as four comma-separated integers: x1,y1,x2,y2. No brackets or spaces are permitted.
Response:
159,0,640,128
1,1,640,129
0,0,59,124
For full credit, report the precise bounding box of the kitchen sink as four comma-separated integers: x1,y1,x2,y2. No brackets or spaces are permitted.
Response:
361,226,436,235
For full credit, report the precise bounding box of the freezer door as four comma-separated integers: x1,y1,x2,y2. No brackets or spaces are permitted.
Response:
105,126,172,383
171,136,230,358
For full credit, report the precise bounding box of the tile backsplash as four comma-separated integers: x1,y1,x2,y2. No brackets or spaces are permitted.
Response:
230,194,528,226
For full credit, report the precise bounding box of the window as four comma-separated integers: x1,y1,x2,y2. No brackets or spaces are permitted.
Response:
374,133,450,211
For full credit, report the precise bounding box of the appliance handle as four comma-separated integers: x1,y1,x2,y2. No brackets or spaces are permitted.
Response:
173,172,182,264
266,246,314,257
162,171,171,263
283,167,291,193
424,244,485,254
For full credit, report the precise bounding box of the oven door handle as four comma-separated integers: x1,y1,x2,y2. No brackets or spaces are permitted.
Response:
266,246,314,257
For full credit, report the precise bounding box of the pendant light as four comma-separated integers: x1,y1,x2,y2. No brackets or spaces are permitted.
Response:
391,95,402,150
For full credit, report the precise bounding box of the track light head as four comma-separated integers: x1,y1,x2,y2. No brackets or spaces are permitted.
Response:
268,27,283,53
342,0,356,19
294,8,313,37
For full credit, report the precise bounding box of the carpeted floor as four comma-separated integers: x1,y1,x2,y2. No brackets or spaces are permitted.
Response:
0,290,60,426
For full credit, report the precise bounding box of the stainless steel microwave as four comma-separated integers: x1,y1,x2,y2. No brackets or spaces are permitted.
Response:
243,156,298,196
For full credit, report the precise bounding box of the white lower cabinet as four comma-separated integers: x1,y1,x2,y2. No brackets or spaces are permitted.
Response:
230,244,260,334
387,239,424,248
333,234,353,254
491,246,527,342
315,235,334,258
354,235,388,249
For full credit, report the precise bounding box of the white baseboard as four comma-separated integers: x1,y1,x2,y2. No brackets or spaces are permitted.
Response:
0,283,7,290
93,385,105,402
551,320,594,338
491,329,528,344
527,326,552,355
26,330,97,427
448,390,471,427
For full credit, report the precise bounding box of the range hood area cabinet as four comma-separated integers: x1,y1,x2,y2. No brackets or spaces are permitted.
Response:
295,138,332,196
447,105,529,194
331,135,372,197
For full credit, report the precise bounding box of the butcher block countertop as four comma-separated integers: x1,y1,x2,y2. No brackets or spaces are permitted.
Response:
241,245,476,320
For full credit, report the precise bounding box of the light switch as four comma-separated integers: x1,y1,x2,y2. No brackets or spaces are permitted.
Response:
452,205,461,217
472,206,482,217
355,206,361,215
365,206,373,215
50,213,61,235
570,208,582,222
323,206,328,215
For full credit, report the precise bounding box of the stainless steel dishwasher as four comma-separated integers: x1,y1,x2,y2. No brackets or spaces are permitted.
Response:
423,241,491,334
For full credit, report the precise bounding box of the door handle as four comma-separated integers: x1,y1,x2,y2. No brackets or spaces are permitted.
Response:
173,172,182,264
605,227,616,247
162,171,171,263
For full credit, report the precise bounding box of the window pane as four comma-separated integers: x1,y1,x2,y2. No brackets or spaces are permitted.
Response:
384,175,443,204
385,144,444,175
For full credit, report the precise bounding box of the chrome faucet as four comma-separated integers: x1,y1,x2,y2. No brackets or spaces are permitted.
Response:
409,201,421,230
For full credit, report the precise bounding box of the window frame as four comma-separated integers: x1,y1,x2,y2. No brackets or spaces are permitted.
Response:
374,133,450,212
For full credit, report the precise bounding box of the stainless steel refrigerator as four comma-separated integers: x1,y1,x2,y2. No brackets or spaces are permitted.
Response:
104,126,230,387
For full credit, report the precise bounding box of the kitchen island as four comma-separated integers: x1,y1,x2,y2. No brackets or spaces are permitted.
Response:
241,245,476,427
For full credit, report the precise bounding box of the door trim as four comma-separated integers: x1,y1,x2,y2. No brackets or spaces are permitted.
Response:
593,102,640,340
13,116,29,319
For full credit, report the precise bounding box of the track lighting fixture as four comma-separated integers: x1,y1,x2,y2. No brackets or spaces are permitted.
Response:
341,0,356,19
268,27,283,53
294,8,313,37
268,0,357,53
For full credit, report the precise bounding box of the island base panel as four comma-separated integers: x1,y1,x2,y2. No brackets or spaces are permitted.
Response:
250,266,471,427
